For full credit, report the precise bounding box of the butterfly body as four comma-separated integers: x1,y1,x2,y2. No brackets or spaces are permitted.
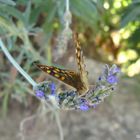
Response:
34,34,90,96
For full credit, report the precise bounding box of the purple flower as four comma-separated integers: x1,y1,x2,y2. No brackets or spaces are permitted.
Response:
51,90,55,95
68,91,76,97
110,66,120,75
50,83,56,90
78,98,90,111
80,98,87,103
79,104,89,111
114,67,120,73
107,75,118,84
35,90,45,98
49,83,56,95
92,104,97,108
98,76,102,81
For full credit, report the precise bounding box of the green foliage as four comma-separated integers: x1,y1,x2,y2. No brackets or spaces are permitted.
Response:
129,27,140,47
0,0,16,6
121,0,140,27
120,0,140,47
119,0,140,73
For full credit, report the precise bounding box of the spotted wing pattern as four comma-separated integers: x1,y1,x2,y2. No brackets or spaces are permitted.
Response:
34,64,88,95
74,34,89,92
34,33,89,96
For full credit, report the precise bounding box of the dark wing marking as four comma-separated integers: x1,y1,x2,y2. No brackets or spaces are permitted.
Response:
34,64,86,94
73,33,89,92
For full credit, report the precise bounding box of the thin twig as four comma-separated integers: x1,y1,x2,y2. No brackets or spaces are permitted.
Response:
0,39,37,87
55,111,64,140
65,0,71,29
66,0,70,12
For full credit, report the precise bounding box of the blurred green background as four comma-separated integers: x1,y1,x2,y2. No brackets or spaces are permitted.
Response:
0,0,140,140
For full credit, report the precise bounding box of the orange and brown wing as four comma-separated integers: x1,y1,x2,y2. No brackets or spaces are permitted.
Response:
73,33,89,91
34,64,86,93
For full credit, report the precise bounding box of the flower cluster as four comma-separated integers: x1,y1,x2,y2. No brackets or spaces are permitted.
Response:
33,64,120,111
34,82,57,100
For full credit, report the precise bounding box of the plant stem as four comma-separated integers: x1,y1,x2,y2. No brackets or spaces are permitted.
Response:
65,0,71,29
0,39,37,87
66,0,70,12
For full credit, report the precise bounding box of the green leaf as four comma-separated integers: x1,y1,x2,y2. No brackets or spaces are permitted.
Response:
2,93,9,117
128,27,140,46
23,1,32,26
121,2,140,27
0,4,25,22
0,0,16,6
71,0,99,27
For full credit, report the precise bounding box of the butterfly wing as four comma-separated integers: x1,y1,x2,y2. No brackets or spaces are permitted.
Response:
33,33,89,96
34,63,87,94
74,33,89,92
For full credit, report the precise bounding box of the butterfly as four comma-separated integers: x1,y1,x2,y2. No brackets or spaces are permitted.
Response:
34,34,89,96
